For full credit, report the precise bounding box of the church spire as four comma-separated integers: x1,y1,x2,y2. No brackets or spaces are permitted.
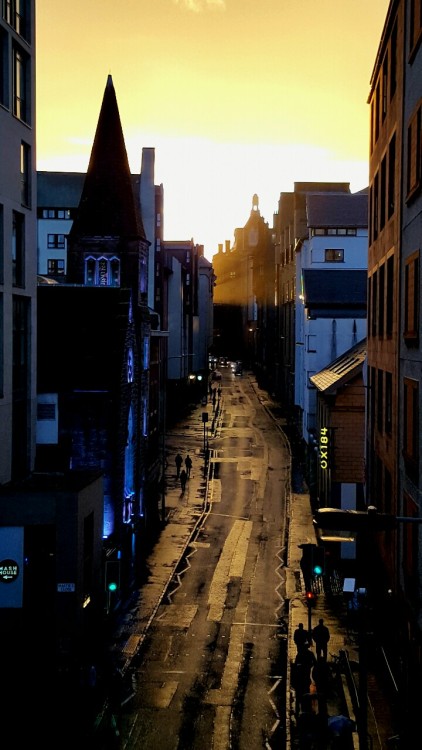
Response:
69,75,146,240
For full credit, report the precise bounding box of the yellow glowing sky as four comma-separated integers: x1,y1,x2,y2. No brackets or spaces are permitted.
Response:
36,0,389,259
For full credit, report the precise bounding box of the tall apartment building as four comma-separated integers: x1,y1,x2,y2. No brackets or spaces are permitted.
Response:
0,0,37,484
367,1,422,740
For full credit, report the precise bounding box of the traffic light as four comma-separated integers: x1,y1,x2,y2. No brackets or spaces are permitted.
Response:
312,545,325,576
105,559,120,593
299,543,325,580
305,590,316,607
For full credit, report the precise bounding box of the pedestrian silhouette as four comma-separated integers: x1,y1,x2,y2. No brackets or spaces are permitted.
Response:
185,454,192,478
180,469,187,492
294,622,311,653
175,453,183,478
292,643,317,714
312,618,330,660
312,655,332,696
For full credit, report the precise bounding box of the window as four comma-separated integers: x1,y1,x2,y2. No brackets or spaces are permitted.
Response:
0,204,3,285
385,371,392,434
127,347,134,383
324,249,344,262
371,269,378,338
388,133,396,218
0,26,9,108
373,172,379,239
382,51,388,122
41,209,55,219
374,79,380,143
377,369,384,432
379,262,385,337
368,275,372,338
85,255,120,287
370,99,375,154
12,210,24,286
404,251,420,344
409,0,422,59
369,366,376,434
47,234,65,249
310,228,356,237
13,43,30,124
3,0,29,41
20,141,30,207
0,294,3,396
403,378,419,481
380,154,386,230
39,207,74,220
386,255,394,335
406,103,422,200
47,259,65,275
390,21,397,99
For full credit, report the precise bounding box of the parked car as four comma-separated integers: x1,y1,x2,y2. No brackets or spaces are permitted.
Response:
212,370,222,381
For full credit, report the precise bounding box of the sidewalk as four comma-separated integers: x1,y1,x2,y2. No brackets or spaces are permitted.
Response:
285,489,360,749
106,396,223,678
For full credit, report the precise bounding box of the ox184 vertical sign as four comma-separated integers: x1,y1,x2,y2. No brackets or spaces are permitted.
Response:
320,427,329,470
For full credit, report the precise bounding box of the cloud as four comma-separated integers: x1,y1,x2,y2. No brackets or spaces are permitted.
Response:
173,0,225,11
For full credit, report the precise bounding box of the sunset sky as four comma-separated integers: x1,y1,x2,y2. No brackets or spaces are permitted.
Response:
36,0,389,260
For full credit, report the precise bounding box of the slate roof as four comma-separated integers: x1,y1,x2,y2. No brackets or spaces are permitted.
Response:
306,192,368,228
37,171,142,210
310,338,367,393
37,172,85,207
303,269,367,318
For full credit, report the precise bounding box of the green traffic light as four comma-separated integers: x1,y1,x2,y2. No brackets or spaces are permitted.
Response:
313,564,323,576
108,582,118,592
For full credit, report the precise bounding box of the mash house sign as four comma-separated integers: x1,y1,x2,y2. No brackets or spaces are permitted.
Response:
0,559,19,583
0,527,24,607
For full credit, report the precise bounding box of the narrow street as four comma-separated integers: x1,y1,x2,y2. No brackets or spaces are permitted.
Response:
116,369,292,749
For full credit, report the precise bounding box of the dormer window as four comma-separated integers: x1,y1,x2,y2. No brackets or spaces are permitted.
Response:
85,255,120,286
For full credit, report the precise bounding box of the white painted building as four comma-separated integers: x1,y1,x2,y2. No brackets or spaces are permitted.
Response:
294,191,368,443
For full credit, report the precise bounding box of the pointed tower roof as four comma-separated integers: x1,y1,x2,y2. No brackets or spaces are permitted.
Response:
69,75,146,240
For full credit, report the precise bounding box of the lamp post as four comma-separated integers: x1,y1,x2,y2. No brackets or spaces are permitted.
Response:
202,411,208,453
313,506,422,750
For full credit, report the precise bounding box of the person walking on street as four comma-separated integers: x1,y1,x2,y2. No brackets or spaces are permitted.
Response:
292,643,317,715
175,453,183,479
185,454,192,478
312,618,330,660
294,622,311,653
180,469,187,492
